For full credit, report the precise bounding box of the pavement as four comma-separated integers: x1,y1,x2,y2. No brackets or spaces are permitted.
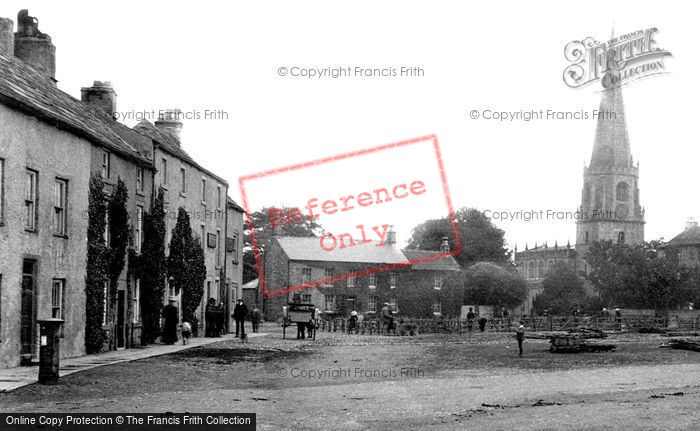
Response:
0,332,268,393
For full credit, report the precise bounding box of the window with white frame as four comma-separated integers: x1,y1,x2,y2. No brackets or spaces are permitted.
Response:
389,297,398,312
54,178,67,236
180,167,186,193
368,296,377,313
201,178,207,203
301,268,312,284
102,281,108,325
368,273,376,288
136,167,144,193
389,272,397,289
432,300,442,315
301,293,312,303
102,151,111,179
25,169,37,231
133,278,141,323
433,275,443,290
347,274,355,288
324,294,335,312
135,206,143,252
324,268,334,286
51,279,65,319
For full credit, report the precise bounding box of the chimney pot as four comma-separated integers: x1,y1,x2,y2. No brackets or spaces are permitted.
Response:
686,218,698,230
81,81,117,117
386,226,396,247
14,10,56,83
155,109,183,143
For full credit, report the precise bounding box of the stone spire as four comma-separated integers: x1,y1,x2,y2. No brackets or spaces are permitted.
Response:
589,63,633,172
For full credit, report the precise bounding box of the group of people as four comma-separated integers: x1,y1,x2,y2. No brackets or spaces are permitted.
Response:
160,297,261,345
465,307,489,332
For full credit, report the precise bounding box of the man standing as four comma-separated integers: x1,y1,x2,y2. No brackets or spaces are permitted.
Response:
381,302,393,334
162,297,179,345
466,307,475,332
233,299,248,338
516,320,525,357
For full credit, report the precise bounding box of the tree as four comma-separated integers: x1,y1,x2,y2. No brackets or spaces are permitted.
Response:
168,208,206,327
585,240,690,310
242,207,323,283
139,187,167,343
85,173,108,354
532,263,586,314
106,177,129,348
463,262,527,310
406,207,510,267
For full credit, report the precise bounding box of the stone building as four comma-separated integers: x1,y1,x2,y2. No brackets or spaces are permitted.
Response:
0,11,153,366
514,72,645,313
659,220,700,268
262,234,461,321
134,116,239,335
225,197,245,329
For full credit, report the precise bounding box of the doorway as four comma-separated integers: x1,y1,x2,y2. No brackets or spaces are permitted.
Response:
21,259,37,363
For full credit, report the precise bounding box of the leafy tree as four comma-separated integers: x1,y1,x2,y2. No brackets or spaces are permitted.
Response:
406,207,510,267
242,207,323,283
463,262,527,310
85,173,108,354
106,178,129,343
168,208,207,327
139,188,167,343
532,263,586,314
585,240,690,310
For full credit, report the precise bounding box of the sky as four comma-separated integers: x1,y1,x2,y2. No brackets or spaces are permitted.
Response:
2,0,697,251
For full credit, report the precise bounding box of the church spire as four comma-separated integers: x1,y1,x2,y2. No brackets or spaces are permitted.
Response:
589,56,633,172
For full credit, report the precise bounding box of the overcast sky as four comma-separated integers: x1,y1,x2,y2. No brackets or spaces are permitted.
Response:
3,1,697,250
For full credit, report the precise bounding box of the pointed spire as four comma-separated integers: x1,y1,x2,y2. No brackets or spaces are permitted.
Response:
555,240,558,249
589,48,633,172
525,243,528,251
514,244,518,253
567,239,571,249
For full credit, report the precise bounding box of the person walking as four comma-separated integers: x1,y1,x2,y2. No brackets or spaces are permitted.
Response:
516,320,525,357
251,307,262,333
162,297,179,345
205,298,217,337
233,299,248,338
181,321,192,345
466,307,475,333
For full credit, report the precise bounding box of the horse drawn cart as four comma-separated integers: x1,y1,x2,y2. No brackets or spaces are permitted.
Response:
282,303,319,340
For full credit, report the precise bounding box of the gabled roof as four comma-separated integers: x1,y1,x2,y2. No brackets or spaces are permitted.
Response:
664,225,700,247
134,120,228,185
0,51,151,165
274,236,410,265
401,250,461,271
227,196,245,213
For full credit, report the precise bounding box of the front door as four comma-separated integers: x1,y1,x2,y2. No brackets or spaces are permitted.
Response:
21,259,37,361
116,290,125,348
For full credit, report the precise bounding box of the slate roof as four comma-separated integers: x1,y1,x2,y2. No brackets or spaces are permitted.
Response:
134,120,228,185
401,250,461,271
663,225,700,247
0,51,151,165
227,196,245,213
274,236,461,270
275,236,410,265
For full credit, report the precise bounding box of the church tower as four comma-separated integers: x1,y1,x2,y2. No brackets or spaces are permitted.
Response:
575,74,645,256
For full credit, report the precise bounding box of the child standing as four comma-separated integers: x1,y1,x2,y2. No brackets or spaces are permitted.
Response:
181,321,192,345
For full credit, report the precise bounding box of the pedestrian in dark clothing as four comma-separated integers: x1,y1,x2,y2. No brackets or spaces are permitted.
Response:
516,321,525,357
162,297,179,344
205,298,217,337
466,307,475,332
251,308,262,333
478,316,487,332
233,299,248,338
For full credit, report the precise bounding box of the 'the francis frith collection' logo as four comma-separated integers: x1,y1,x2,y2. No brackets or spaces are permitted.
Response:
563,28,672,89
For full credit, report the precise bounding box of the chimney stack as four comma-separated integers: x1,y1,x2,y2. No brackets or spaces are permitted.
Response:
14,10,56,83
440,236,450,252
686,218,698,231
81,81,117,117
0,18,14,55
155,109,183,143
386,226,396,247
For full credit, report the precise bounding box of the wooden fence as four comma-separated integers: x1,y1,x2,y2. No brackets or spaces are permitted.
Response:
316,314,700,335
